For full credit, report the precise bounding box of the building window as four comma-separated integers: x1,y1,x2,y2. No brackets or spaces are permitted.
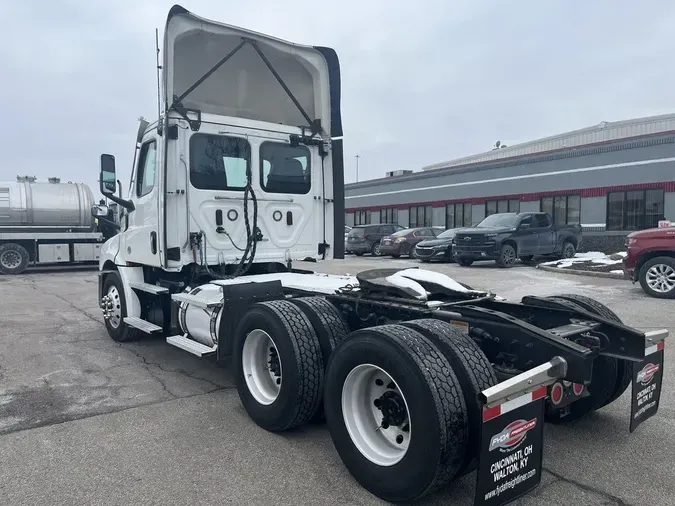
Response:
380,208,398,224
446,202,472,228
354,210,371,225
540,195,581,225
606,189,664,230
409,205,433,227
485,199,520,216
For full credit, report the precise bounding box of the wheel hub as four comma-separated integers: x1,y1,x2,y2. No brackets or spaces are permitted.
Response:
242,329,282,405
0,250,21,269
377,390,407,426
646,264,675,293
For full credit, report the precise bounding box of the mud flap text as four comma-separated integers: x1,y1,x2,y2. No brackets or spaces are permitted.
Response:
474,386,545,506
630,343,664,433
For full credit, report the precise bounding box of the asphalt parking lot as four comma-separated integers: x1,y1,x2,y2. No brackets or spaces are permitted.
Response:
0,257,673,506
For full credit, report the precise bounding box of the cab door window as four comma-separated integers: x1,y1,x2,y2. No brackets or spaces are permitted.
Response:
136,141,157,197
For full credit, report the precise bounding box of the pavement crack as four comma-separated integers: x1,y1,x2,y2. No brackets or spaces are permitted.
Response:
120,344,227,394
50,293,103,324
542,467,634,506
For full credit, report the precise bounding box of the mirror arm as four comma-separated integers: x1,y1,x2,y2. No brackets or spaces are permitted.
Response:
117,180,123,198
103,192,135,212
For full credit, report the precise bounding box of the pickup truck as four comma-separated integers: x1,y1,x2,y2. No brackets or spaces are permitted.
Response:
623,224,675,298
452,212,582,267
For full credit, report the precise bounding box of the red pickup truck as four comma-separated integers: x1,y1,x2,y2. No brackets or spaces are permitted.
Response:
623,225,675,298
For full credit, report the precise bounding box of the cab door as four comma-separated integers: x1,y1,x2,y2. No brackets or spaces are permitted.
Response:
122,132,162,267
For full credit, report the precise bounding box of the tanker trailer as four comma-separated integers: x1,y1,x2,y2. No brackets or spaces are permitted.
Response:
0,176,118,275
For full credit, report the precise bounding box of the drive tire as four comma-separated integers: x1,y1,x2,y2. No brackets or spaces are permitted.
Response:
233,300,324,432
548,294,631,407
0,243,30,275
456,257,473,267
543,295,620,423
289,296,351,422
401,319,497,475
324,324,468,503
638,256,675,299
101,272,141,343
496,243,517,268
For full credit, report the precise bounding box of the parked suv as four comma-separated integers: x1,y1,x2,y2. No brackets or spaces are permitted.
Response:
346,224,405,256
623,225,675,298
380,227,441,258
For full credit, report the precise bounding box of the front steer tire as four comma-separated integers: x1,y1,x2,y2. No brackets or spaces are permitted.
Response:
233,300,324,432
101,271,141,343
324,324,468,503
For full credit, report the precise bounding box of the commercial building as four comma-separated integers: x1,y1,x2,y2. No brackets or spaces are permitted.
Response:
344,113,675,251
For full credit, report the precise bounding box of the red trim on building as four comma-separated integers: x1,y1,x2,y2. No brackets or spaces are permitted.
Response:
345,180,675,213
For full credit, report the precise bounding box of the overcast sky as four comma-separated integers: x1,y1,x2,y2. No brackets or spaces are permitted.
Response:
1,0,674,194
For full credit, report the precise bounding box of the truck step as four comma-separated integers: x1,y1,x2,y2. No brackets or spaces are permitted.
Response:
124,316,162,334
128,281,169,295
166,335,217,357
171,292,223,309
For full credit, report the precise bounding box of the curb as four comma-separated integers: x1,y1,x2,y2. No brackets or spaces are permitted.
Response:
535,264,626,280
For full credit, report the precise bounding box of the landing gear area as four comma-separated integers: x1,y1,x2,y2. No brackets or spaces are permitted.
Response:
97,266,668,504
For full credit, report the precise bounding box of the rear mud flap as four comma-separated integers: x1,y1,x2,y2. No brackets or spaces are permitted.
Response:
473,357,567,505
474,387,546,506
630,341,665,433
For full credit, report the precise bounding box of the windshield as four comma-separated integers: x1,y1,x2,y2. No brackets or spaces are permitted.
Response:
477,213,519,228
392,229,412,237
437,229,457,239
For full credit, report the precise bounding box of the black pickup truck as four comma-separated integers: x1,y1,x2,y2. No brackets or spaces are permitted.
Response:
452,212,582,267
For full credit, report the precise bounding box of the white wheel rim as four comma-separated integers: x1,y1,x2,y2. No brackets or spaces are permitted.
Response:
104,286,122,329
341,364,411,467
646,264,675,293
242,329,282,405
0,250,21,269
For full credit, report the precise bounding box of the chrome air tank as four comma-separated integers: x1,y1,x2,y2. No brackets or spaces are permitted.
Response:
0,177,96,230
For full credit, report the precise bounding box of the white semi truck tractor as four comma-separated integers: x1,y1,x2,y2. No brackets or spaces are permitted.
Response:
0,176,118,274
93,5,668,504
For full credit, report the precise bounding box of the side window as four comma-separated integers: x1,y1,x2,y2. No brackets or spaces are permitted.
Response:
190,134,251,191
260,142,311,195
136,141,157,198
519,215,533,227
535,214,551,228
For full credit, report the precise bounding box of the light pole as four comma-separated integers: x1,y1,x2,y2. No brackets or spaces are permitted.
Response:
355,154,360,182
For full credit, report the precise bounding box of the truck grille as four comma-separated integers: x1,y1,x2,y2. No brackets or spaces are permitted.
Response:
457,234,486,245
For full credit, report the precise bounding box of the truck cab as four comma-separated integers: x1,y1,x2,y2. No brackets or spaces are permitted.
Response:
95,4,344,279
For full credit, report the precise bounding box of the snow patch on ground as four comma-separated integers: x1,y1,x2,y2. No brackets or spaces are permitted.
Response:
540,251,627,271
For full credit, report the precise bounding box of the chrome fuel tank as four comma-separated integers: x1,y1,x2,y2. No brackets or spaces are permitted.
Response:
0,178,96,230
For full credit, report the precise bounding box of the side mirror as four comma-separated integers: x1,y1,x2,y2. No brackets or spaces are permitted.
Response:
100,154,117,195
91,204,109,218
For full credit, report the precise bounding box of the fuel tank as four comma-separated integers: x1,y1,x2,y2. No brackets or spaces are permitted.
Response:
0,177,96,230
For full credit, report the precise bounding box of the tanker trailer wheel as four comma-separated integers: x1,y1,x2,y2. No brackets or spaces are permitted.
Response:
401,319,497,476
0,243,29,275
289,296,351,423
543,294,624,423
100,271,140,343
232,300,324,432
323,324,468,503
